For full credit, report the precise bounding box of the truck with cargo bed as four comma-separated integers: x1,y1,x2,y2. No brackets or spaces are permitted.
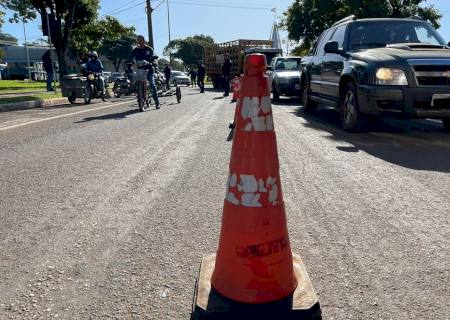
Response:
204,39,282,89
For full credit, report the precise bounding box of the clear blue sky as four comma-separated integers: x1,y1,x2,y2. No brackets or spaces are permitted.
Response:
2,0,450,57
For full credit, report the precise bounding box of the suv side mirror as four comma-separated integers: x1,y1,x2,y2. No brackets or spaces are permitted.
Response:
324,41,340,54
267,66,273,71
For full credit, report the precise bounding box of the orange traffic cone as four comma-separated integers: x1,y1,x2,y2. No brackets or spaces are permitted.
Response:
231,76,241,102
192,54,321,319
229,75,242,130
212,54,296,303
231,77,237,102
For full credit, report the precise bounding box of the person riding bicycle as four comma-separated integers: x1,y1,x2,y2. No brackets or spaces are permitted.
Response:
85,51,105,94
130,35,160,109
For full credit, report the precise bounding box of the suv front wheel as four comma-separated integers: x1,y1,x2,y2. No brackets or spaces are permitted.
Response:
340,82,367,132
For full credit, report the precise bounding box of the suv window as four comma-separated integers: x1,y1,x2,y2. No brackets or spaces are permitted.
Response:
331,25,347,48
316,28,335,56
349,20,446,50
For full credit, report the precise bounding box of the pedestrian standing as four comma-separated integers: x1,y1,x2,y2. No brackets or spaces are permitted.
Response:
190,69,197,87
164,64,171,90
42,50,54,92
222,53,232,97
197,62,206,93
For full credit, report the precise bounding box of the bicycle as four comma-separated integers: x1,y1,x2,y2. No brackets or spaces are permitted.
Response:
134,61,151,112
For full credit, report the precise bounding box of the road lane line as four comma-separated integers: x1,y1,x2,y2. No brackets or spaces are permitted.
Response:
0,100,134,132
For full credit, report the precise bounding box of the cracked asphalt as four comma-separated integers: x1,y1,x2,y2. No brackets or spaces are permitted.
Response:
0,87,449,319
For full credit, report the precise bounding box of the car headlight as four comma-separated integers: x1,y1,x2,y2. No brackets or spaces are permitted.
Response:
375,68,408,85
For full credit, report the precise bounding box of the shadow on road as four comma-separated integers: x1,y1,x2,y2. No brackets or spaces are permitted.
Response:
287,105,450,173
74,108,146,123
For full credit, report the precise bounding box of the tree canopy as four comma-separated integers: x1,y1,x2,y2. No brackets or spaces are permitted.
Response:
0,11,18,45
71,15,135,66
282,0,442,53
99,32,136,72
1,0,99,76
163,34,214,68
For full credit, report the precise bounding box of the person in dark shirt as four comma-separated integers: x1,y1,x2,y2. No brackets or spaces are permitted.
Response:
197,62,206,93
222,53,232,97
42,50,54,91
164,64,171,90
130,35,160,109
85,51,105,94
190,69,197,87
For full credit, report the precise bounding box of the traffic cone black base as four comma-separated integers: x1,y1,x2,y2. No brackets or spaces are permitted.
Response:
191,254,321,320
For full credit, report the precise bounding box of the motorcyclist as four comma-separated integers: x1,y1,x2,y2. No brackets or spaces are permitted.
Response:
85,51,105,94
130,35,160,109
164,64,172,90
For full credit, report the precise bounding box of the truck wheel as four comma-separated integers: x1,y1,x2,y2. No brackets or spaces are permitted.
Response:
272,84,280,102
340,82,367,132
301,79,317,113
442,118,450,132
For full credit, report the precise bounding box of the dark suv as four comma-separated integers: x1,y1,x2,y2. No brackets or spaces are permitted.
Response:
300,16,450,132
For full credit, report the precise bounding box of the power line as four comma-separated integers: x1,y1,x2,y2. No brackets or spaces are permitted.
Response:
104,0,144,15
169,0,271,10
106,1,146,16
153,0,166,11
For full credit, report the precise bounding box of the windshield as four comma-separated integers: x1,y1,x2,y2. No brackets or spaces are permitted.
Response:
349,20,446,50
274,58,301,71
172,71,184,76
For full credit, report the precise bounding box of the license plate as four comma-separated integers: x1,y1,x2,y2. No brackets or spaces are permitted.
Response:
431,94,450,107
295,84,301,90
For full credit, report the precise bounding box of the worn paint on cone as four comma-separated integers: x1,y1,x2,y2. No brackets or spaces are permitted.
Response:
211,54,298,304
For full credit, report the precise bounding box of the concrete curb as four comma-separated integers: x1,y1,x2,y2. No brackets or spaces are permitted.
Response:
0,98,69,112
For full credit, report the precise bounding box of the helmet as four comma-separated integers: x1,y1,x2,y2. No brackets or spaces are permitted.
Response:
88,51,98,58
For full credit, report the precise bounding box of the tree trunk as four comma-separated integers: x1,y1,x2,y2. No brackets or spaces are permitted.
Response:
115,58,123,72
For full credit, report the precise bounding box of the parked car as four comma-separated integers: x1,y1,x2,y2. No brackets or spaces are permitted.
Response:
268,56,302,101
300,15,450,132
170,71,190,86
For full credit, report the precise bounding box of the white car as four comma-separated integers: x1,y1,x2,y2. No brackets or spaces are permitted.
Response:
170,71,191,86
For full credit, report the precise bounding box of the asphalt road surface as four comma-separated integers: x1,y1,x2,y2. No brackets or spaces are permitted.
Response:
0,88,449,320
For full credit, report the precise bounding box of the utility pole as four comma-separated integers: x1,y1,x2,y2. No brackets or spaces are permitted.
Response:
146,0,154,48
46,12,57,93
22,21,32,82
167,0,172,62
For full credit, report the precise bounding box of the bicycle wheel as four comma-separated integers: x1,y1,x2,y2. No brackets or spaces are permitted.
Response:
176,85,181,103
138,82,145,112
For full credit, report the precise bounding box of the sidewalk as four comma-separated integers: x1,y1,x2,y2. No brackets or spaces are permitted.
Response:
0,97,69,112
0,90,52,98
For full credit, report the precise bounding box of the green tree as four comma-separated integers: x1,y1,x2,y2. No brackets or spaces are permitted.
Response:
282,0,442,53
0,11,18,61
99,32,136,72
163,34,214,68
71,16,135,66
1,0,99,77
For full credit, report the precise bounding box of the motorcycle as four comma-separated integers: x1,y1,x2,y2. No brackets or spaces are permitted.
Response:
84,71,108,104
154,69,167,93
113,75,134,98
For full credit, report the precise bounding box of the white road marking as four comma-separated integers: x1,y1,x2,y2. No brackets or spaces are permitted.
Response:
0,100,133,132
